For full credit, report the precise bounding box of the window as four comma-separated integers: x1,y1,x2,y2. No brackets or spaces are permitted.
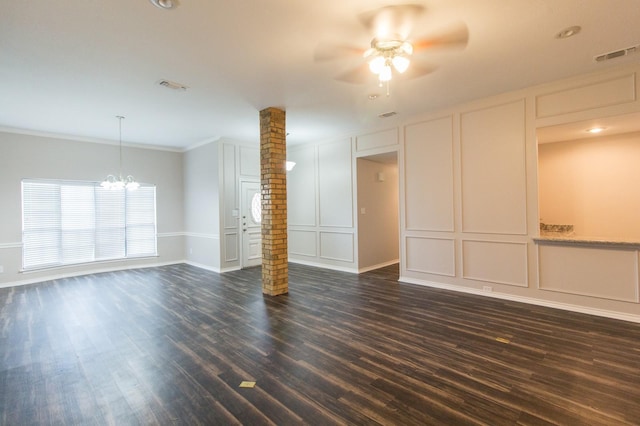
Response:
250,192,262,224
22,179,157,270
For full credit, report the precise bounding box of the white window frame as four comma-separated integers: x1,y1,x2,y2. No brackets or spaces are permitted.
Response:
21,179,157,271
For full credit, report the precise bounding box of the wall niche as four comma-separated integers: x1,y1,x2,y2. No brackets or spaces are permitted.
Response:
537,112,640,241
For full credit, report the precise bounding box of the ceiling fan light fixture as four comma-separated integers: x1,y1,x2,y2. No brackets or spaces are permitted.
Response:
392,55,410,73
379,64,393,82
368,56,386,74
400,41,413,55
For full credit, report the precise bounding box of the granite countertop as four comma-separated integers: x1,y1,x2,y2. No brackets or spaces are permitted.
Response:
534,235,640,250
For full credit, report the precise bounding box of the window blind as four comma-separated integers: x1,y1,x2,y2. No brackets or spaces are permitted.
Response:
22,179,157,270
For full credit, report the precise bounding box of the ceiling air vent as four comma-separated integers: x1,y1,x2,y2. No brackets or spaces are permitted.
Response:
158,79,188,91
378,111,397,118
595,45,638,62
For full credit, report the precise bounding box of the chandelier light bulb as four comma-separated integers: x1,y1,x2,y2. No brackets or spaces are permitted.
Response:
368,56,385,74
392,55,410,73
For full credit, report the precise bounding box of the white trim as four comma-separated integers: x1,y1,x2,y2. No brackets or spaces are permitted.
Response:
184,260,221,273
288,258,358,274
358,260,399,273
0,242,22,249
0,127,182,152
400,275,640,324
157,232,184,238
183,232,220,240
183,137,221,152
0,260,184,289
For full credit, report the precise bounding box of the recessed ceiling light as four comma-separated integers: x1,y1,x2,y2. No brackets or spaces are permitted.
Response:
149,0,178,10
586,127,606,134
368,94,379,101
556,26,581,39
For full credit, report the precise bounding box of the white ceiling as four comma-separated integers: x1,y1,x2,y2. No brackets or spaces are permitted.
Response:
1,0,639,150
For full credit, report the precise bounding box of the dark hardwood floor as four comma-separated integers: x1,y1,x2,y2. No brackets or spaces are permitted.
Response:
1,263,640,425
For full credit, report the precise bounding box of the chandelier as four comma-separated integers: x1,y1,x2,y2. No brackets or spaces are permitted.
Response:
364,36,413,94
101,116,139,190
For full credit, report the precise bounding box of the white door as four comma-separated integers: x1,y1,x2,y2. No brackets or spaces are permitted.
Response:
241,181,262,268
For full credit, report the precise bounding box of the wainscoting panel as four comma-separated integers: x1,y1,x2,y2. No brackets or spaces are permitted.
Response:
289,230,317,258
319,232,354,263
239,145,259,177
404,116,454,232
288,145,317,227
405,236,455,277
223,143,238,229
538,244,639,302
462,240,528,287
224,232,238,262
460,100,527,235
318,139,353,228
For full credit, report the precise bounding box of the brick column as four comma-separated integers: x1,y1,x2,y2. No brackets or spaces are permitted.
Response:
260,107,288,296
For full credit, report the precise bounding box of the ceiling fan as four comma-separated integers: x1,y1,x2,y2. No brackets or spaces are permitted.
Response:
315,4,469,95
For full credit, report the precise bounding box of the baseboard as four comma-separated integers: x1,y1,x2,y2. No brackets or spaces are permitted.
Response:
0,260,186,289
288,258,358,274
400,275,640,324
183,260,222,273
358,260,399,273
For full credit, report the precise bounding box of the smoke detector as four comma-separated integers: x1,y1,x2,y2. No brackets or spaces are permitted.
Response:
555,26,581,39
149,0,178,10
595,45,639,62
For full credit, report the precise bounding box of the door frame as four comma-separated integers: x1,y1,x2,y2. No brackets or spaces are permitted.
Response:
239,178,261,268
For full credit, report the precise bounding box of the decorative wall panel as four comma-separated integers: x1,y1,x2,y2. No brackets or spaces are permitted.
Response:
536,73,636,118
461,100,527,235
462,240,528,287
289,230,317,257
405,236,455,276
404,117,454,231
538,244,639,302
320,232,354,262
355,128,398,152
319,140,353,228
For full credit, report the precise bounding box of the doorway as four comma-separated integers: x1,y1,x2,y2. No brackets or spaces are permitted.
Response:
356,152,400,272
240,180,261,268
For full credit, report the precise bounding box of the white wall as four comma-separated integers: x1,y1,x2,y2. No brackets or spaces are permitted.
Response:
218,139,259,271
183,140,221,271
356,158,399,271
0,131,184,286
285,63,640,322
398,64,640,322
288,138,356,271
538,131,640,240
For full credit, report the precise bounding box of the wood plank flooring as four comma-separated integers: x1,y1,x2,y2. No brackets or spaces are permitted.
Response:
1,263,640,425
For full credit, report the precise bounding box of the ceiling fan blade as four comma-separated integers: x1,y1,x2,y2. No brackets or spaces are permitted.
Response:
412,21,469,52
314,42,366,62
358,4,426,38
398,62,438,80
335,63,371,84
